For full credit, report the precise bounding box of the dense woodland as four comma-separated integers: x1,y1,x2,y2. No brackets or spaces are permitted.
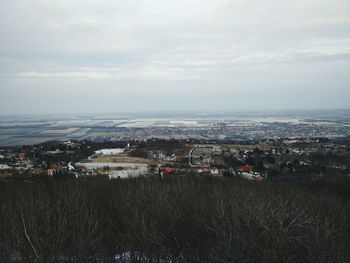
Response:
0,175,349,262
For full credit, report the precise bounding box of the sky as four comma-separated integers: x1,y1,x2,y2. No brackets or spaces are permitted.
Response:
0,0,350,115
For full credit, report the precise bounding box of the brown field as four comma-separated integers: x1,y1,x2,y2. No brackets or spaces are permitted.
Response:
90,154,170,165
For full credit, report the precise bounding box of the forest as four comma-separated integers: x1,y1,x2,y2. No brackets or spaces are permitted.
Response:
0,175,349,262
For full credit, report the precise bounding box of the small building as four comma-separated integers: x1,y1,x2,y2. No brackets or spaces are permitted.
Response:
18,153,25,161
0,164,10,170
31,168,46,175
239,165,253,173
51,164,62,171
163,167,175,174
240,171,265,181
209,168,220,175
47,164,62,176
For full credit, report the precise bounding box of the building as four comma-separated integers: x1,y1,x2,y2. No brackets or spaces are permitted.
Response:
163,167,175,174
239,165,253,173
18,153,25,161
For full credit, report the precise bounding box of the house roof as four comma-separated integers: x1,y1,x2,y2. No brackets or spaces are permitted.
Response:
163,167,175,174
239,165,253,172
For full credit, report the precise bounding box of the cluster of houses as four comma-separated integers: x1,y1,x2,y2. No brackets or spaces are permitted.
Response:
237,165,265,181
150,151,176,161
0,137,349,180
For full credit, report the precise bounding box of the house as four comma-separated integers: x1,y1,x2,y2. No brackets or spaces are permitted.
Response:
31,168,46,175
241,171,265,181
47,164,62,176
209,168,220,175
51,164,62,171
18,152,25,161
239,165,253,173
163,167,175,174
199,163,210,168
47,169,55,176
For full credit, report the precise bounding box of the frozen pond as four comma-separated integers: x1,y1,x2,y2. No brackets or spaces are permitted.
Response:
79,148,148,178
107,170,148,179
94,148,124,155
76,162,149,178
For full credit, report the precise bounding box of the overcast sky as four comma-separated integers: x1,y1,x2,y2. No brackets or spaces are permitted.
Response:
0,0,350,115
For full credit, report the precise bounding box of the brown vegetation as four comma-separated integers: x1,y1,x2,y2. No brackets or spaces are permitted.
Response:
0,175,349,262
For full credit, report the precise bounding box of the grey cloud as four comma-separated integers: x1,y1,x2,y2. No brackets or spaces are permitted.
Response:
0,0,350,114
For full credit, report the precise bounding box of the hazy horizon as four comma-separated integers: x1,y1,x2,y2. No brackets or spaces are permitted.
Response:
1,108,350,119
1,0,350,115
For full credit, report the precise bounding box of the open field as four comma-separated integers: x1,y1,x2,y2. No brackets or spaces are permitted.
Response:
0,110,350,146
41,127,80,134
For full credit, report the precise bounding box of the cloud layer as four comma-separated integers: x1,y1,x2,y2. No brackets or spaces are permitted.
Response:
1,0,350,114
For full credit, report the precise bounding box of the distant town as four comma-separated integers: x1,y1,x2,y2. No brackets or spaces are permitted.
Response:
1,110,349,146
0,110,349,181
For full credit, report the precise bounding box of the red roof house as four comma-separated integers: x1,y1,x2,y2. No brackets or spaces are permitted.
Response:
51,164,61,171
239,165,253,173
18,152,25,161
163,167,175,174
